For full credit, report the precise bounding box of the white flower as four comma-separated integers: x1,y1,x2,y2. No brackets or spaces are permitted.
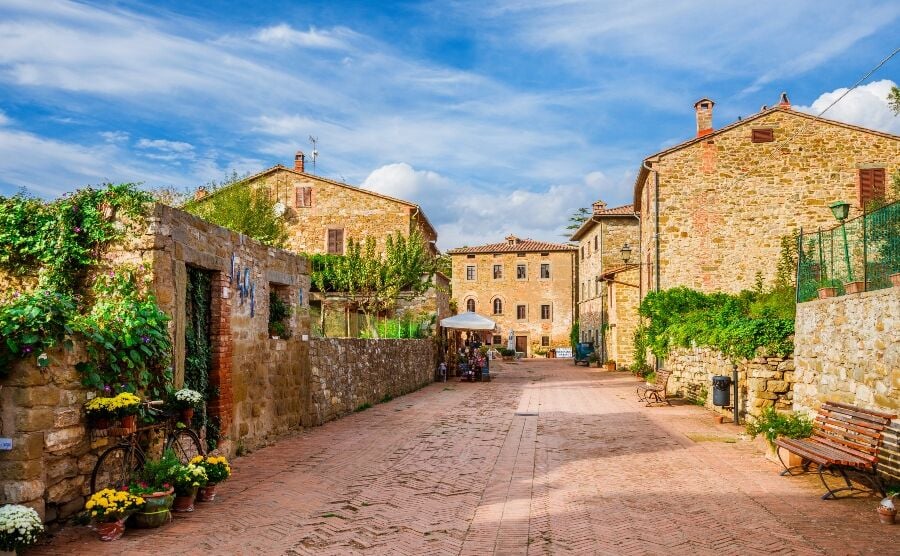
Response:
0,505,43,549
174,388,204,405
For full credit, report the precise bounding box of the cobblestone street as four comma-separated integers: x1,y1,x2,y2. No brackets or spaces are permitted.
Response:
37,360,897,555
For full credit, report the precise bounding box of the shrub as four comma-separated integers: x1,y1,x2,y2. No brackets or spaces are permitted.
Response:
746,406,813,448
0,289,76,373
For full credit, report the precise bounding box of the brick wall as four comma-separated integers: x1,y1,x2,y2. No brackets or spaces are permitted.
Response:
306,339,435,425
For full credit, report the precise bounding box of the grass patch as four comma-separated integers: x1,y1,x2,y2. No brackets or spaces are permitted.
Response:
685,433,738,443
322,513,338,518
355,403,372,412
380,394,394,404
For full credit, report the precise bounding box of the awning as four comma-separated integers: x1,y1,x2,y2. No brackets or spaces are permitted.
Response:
439,312,497,331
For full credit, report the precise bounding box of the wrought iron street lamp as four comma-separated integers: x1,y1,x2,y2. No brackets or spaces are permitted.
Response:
620,243,633,265
829,200,853,281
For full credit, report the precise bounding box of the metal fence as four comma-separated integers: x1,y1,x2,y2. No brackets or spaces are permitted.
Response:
797,200,900,302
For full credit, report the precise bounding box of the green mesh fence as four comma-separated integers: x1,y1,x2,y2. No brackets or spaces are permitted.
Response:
797,200,900,302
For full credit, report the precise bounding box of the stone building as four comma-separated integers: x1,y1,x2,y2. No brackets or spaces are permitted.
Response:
190,153,448,335
569,201,640,366
633,94,900,295
448,236,576,357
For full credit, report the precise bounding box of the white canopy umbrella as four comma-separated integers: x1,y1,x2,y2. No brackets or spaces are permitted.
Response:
440,311,496,331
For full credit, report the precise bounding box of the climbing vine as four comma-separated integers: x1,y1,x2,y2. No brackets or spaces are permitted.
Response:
0,289,76,373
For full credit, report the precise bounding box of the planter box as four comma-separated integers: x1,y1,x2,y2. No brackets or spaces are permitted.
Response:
605,362,616,371
765,444,803,468
817,287,837,299
891,273,900,288
844,281,866,294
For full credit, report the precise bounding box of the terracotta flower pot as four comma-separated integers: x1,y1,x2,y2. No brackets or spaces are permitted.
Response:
877,505,896,525
605,362,616,371
844,281,865,294
181,407,194,426
197,484,218,502
131,487,174,528
891,273,900,288
93,518,126,541
173,487,198,513
817,287,837,299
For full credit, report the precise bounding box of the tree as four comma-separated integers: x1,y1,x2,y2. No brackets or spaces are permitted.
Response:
563,207,591,237
183,183,288,248
889,85,900,115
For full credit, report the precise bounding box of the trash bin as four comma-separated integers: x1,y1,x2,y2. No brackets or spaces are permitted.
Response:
712,375,731,406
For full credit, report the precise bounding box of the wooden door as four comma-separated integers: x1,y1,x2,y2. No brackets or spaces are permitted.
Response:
515,335,527,354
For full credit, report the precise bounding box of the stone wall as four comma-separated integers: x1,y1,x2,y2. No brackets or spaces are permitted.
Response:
794,286,899,481
606,266,641,367
306,339,435,425
666,346,794,420
636,106,899,295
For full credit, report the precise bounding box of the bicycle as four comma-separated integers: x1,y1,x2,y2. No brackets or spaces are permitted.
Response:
90,400,205,493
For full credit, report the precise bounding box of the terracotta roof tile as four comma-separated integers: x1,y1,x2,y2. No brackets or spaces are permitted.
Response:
569,204,637,241
448,237,576,254
595,204,634,216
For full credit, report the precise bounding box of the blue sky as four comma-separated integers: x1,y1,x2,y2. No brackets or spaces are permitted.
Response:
0,0,899,249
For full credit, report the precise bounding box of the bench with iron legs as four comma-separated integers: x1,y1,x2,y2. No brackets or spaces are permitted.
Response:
636,369,672,406
775,401,895,500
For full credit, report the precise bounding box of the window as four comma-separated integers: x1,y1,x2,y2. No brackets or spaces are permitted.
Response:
517,252,526,257
580,246,585,260
541,336,550,347
326,228,344,254
859,168,886,207
594,235,598,251
516,305,526,320
493,298,503,315
467,254,475,258
540,263,550,279
466,299,475,312
466,265,476,280
493,264,503,279
541,304,551,320
516,264,526,280
492,335,501,345
295,187,313,208
540,252,549,257
751,128,774,143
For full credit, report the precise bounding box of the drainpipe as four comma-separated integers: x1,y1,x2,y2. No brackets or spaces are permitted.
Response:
642,161,661,371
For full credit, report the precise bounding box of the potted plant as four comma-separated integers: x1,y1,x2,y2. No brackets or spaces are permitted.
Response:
843,280,866,294
86,392,141,436
877,489,898,525
816,279,841,299
192,455,232,502
128,450,179,528
172,388,204,426
605,359,617,371
84,396,116,433
171,462,208,513
84,489,145,541
746,407,813,467
586,352,600,368
0,504,43,555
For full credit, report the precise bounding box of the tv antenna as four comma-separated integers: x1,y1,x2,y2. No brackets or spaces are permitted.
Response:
308,135,319,174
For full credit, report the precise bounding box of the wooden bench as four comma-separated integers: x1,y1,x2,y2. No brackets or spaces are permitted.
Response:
636,369,672,406
775,401,895,499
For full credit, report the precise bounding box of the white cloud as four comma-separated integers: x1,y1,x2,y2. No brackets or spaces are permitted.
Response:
0,110,8,126
136,138,194,153
361,162,455,202
794,80,900,135
100,131,129,143
253,24,351,50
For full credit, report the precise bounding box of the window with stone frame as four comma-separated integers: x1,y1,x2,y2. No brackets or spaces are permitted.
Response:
493,264,503,279
466,298,476,312
492,334,501,345
540,304,551,320
594,234,598,251
541,335,550,347
493,298,503,315
466,265,476,280
516,304,526,320
540,263,550,279
858,168,886,208
326,228,344,255
516,264,526,280
296,186,313,208
750,128,774,143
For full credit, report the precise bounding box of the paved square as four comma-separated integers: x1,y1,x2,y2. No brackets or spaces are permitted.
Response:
37,360,897,554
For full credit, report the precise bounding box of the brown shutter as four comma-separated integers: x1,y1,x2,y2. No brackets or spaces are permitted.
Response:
859,168,886,207
751,129,774,143
304,187,313,207
327,229,344,254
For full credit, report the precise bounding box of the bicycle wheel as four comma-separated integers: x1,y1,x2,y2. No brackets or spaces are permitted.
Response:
91,444,144,493
166,428,204,464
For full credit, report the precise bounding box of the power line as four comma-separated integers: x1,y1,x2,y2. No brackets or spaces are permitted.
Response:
783,46,900,145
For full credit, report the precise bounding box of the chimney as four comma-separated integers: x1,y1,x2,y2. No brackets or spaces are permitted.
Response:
592,200,607,214
505,234,519,246
193,186,207,201
294,151,305,173
778,92,791,109
694,98,714,137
